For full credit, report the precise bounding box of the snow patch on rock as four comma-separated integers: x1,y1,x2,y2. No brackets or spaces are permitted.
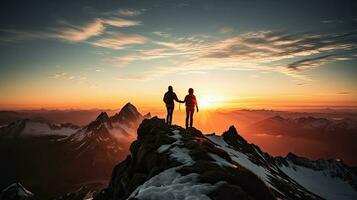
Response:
281,161,357,200
129,167,224,200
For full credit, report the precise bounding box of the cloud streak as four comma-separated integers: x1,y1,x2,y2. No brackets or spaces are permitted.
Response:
52,19,105,42
0,9,142,44
132,30,357,80
90,32,147,50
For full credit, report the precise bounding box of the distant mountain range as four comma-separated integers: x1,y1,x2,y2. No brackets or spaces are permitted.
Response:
246,115,357,138
0,109,115,127
0,103,150,199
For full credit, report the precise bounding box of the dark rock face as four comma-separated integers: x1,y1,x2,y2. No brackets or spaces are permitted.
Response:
94,117,275,200
222,126,248,146
0,183,34,200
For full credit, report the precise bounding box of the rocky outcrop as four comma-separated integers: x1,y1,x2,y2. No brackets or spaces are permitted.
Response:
94,117,275,200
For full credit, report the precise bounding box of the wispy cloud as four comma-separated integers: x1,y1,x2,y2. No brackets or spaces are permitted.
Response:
198,30,356,63
116,9,143,17
52,19,104,42
336,92,351,95
285,55,336,71
100,8,144,17
101,17,141,27
52,16,140,42
90,32,146,50
0,9,142,43
52,72,68,79
117,29,357,80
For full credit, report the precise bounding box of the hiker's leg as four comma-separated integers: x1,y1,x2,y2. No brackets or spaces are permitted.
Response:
190,109,194,127
185,109,189,128
166,107,170,124
168,108,173,125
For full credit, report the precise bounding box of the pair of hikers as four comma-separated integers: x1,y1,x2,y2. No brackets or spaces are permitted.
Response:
163,86,199,128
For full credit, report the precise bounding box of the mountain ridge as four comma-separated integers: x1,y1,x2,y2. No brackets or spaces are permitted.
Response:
93,117,357,200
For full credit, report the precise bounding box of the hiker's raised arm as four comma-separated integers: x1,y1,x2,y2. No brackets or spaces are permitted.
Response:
174,93,184,103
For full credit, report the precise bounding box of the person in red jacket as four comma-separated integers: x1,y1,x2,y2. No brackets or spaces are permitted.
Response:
163,86,183,125
183,88,199,128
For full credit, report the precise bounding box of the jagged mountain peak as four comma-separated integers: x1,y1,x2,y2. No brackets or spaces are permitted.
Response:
111,102,142,123
122,102,136,111
222,125,248,145
120,102,141,116
86,112,113,131
96,112,110,122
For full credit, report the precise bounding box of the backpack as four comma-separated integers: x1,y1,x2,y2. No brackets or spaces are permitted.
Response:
185,95,196,107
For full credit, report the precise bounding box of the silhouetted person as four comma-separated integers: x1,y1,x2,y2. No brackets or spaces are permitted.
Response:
163,86,183,125
183,88,199,128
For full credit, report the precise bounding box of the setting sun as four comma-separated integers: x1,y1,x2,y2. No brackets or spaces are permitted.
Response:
198,96,221,109
198,96,212,109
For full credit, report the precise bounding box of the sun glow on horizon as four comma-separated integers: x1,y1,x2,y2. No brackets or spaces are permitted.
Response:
197,96,222,109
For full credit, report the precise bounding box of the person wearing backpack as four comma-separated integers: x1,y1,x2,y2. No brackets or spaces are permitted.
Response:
163,86,184,125
183,88,199,128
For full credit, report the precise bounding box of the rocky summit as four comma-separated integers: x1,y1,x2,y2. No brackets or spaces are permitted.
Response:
93,117,357,200
94,117,275,200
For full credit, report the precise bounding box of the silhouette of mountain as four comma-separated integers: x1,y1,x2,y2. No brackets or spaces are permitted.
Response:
0,103,148,199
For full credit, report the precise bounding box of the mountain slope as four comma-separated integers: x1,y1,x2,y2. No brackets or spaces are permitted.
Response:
94,117,357,200
0,103,148,199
